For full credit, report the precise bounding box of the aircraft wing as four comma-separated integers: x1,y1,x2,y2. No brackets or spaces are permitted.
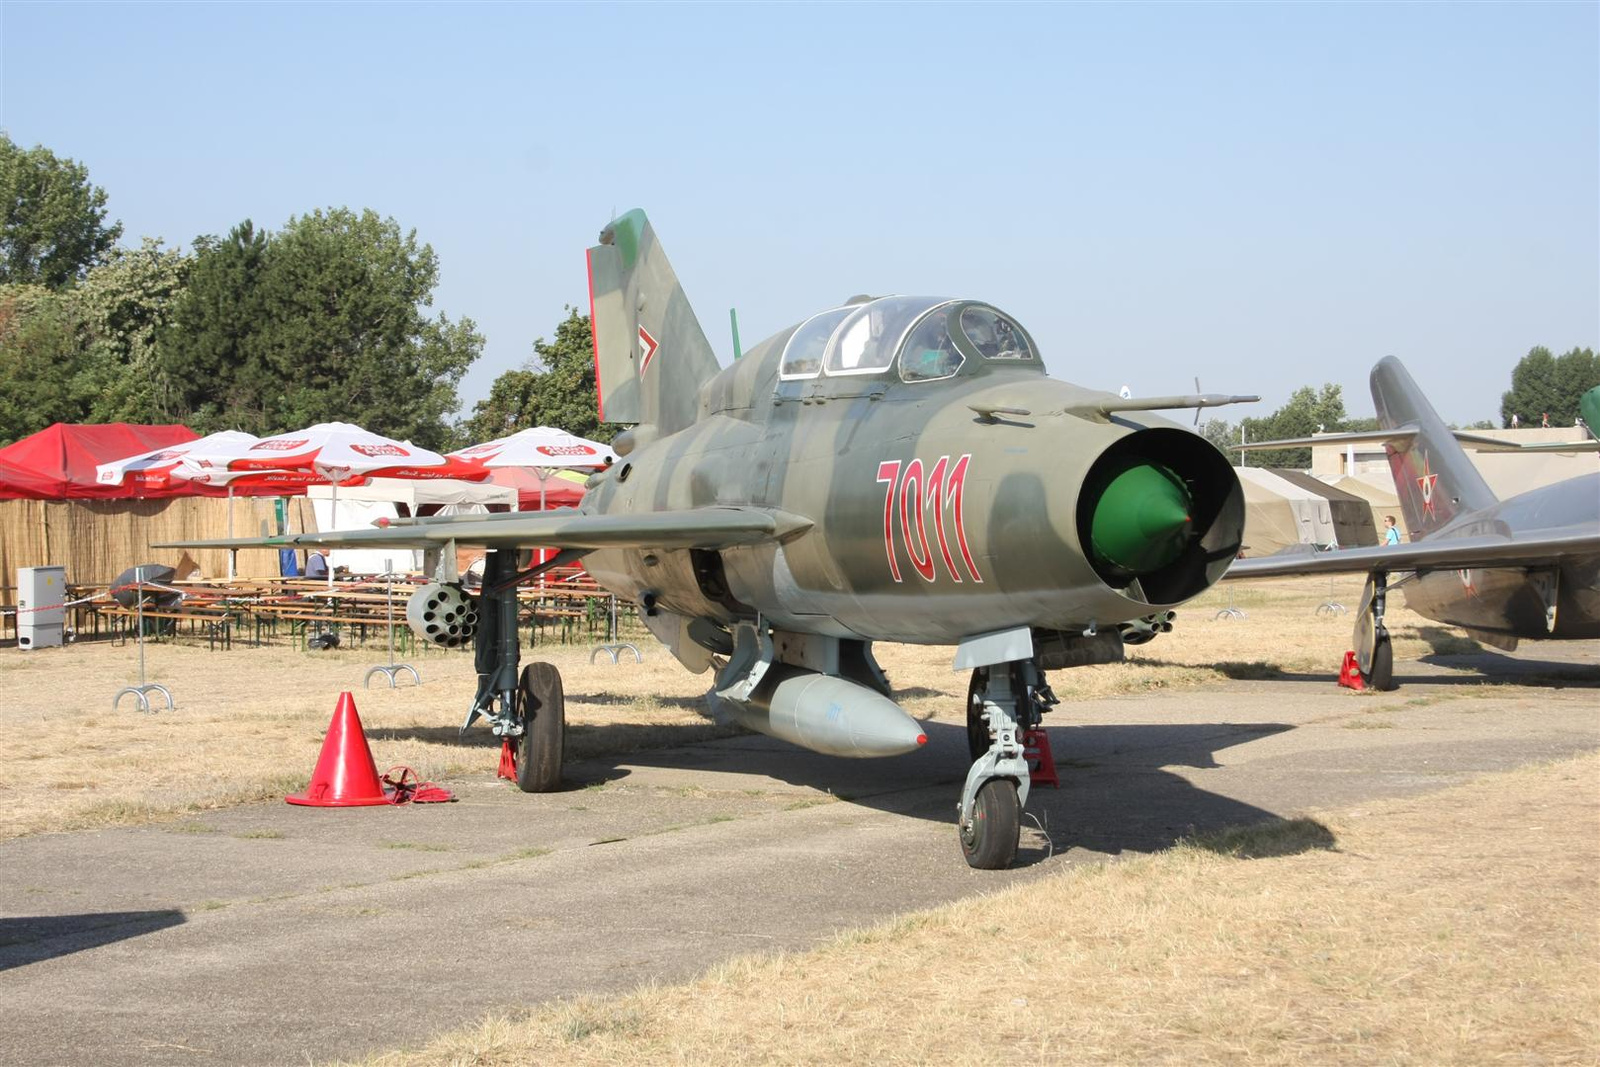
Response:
158,507,812,553
1448,432,1599,454
1226,526,1600,580
1234,426,1597,454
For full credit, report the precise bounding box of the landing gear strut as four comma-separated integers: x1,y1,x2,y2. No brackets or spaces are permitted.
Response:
959,661,1051,869
1357,571,1395,691
465,548,568,791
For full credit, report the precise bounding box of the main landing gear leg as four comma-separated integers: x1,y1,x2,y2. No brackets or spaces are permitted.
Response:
958,662,1040,870
471,549,566,791
1357,570,1395,691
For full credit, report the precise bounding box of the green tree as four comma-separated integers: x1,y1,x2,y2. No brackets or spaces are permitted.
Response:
1499,346,1597,428
1199,417,1238,455
0,135,122,288
460,308,614,445
1239,384,1349,468
0,285,94,442
159,209,482,448
77,238,191,422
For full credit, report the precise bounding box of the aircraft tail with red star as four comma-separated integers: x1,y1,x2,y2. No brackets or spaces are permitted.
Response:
1370,355,1496,538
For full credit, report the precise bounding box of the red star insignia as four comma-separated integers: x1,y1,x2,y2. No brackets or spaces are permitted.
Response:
1416,452,1439,518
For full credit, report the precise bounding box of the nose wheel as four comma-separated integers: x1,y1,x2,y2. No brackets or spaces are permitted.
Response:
958,662,1038,869
960,777,1021,869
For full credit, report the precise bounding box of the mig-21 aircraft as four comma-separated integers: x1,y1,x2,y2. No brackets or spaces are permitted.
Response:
1229,359,1599,690
169,211,1257,868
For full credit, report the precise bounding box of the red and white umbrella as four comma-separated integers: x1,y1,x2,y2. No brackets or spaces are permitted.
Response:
192,421,487,482
191,422,487,585
95,430,262,489
451,426,615,511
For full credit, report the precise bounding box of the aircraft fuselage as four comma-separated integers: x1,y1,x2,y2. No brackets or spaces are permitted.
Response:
581,312,1243,646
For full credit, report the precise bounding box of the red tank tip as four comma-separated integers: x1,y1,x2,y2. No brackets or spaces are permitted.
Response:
916,733,927,746
376,517,390,528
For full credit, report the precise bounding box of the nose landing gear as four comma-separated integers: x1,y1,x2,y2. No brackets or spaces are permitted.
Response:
959,661,1054,869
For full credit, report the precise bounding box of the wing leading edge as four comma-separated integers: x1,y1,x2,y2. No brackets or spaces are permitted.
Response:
1226,526,1600,580
157,506,812,553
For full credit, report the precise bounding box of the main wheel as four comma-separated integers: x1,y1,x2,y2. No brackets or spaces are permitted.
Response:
960,777,1020,870
515,662,565,792
966,668,989,762
1363,630,1395,691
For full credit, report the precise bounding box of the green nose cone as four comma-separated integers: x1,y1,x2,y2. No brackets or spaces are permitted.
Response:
1090,462,1194,575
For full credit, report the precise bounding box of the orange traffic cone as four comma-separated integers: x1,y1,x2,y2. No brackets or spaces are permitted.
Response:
286,692,393,807
1337,651,1366,691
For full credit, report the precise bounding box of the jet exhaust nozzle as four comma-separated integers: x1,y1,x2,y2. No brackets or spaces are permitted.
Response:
722,667,927,758
1077,427,1244,604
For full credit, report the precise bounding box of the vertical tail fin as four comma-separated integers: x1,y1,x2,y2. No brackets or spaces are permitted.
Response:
1371,356,1496,536
586,210,721,434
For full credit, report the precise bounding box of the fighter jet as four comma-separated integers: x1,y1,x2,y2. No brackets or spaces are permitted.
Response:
167,210,1255,868
1229,359,1600,689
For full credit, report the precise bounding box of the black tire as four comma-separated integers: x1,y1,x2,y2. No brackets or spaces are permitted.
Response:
960,778,1021,870
966,668,989,762
515,662,564,792
1364,630,1395,691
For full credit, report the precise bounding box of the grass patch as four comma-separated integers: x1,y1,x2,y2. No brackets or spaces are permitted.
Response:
379,840,454,853
233,828,286,840
1182,817,1337,859
1344,718,1397,729
353,755,1599,1067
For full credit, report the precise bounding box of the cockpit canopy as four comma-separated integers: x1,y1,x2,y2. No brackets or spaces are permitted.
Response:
779,296,1037,384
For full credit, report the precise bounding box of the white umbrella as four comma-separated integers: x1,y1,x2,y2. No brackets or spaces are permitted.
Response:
451,426,616,511
95,430,261,487
191,422,486,586
96,431,298,581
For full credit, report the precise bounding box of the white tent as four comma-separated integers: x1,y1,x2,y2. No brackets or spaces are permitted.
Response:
307,477,515,574
1235,467,1341,555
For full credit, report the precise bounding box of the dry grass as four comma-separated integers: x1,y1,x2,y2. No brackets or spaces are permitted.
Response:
0,637,734,841
358,753,1600,1067
0,575,1550,839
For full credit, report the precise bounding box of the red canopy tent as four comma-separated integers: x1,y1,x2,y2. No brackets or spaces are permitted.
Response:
485,466,587,510
0,424,304,500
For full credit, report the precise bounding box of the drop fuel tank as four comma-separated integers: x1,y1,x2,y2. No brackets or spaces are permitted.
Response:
720,668,927,758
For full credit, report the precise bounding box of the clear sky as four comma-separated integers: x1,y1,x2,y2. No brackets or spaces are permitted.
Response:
2,1,1595,425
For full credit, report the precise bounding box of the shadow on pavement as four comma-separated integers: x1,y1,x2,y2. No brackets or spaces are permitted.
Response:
573,719,1303,869
0,910,186,972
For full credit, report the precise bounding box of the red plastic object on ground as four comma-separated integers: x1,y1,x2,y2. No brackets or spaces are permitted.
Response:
286,692,393,806
496,739,517,781
1021,728,1060,788
1337,650,1367,691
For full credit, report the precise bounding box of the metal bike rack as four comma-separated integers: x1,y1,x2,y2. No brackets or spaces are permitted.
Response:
1315,576,1346,616
113,577,175,712
1214,587,1247,620
364,565,421,689
589,595,642,663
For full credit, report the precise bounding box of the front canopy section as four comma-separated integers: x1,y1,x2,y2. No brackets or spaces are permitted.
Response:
777,297,1043,385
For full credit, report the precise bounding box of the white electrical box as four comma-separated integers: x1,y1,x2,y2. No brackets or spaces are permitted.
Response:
17,566,66,650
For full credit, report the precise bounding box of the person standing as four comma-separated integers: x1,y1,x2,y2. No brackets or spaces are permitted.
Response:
1382,515,1401,545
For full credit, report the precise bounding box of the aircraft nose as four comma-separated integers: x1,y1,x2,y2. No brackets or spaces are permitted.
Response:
1087,461,1194,575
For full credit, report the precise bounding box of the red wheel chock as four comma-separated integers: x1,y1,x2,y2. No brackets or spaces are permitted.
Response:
1337,650,1366,691
496,738,517,781
1022,728,1059,788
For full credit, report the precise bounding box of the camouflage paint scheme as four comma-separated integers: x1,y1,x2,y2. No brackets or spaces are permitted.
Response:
580,210,1246,656
163,210,1257,868
1230,357,1600,655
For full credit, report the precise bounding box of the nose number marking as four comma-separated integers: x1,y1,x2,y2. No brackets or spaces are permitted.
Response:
875,455,982,584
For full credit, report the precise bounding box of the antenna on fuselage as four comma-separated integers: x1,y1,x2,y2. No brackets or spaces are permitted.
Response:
730,307,743,359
